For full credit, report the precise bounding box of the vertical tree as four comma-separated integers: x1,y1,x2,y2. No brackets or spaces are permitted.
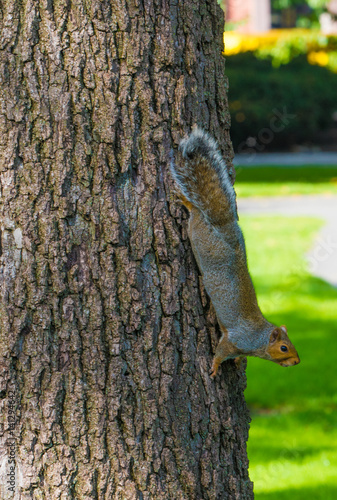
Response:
0,0,253,498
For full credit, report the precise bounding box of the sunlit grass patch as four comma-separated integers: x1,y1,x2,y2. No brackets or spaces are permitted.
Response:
235,165,337,198
239,215,337,499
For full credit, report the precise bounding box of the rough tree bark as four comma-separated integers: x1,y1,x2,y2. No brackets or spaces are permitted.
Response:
0,0,253,498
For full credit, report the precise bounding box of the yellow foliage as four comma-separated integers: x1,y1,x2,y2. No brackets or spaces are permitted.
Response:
307,50,330,66
224,29,337,72
224,29,314,56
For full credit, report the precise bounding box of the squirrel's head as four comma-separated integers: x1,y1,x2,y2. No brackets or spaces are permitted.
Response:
266,326,300,367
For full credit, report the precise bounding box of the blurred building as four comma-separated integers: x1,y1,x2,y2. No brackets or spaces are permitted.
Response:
320,1,337,33
225,1,337,33
225,0,271,33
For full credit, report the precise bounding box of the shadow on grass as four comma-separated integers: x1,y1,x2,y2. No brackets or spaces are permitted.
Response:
256,484,337,500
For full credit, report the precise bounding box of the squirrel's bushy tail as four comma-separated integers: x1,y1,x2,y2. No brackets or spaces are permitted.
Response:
171,128,237,227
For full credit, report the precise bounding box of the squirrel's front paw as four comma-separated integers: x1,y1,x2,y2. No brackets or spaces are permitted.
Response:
210,358,221,378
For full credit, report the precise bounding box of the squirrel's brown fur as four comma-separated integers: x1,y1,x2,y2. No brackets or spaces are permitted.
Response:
172,128,300,377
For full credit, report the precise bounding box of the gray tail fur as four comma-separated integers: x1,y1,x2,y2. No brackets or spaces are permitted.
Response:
171,128,237,227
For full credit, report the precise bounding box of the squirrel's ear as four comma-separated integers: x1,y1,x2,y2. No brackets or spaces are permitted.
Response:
280,325,287,334
269,328,282,344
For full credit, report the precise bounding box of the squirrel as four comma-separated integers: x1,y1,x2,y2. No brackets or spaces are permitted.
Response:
171,128,300,377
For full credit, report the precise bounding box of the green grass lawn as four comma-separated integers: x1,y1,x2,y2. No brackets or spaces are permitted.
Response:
235,165,337,197
240,215,337,499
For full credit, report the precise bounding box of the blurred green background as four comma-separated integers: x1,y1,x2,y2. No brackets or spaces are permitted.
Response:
227,54,337,152
223,1,337,153
221,3,337,496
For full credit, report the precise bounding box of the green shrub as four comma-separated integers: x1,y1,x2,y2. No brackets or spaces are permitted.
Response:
226,54,337,151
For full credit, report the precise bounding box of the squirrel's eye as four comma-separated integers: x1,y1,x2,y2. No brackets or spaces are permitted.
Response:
281,345,288,352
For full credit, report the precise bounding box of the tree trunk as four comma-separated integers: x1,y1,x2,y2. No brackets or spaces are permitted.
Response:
0,0,253,498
